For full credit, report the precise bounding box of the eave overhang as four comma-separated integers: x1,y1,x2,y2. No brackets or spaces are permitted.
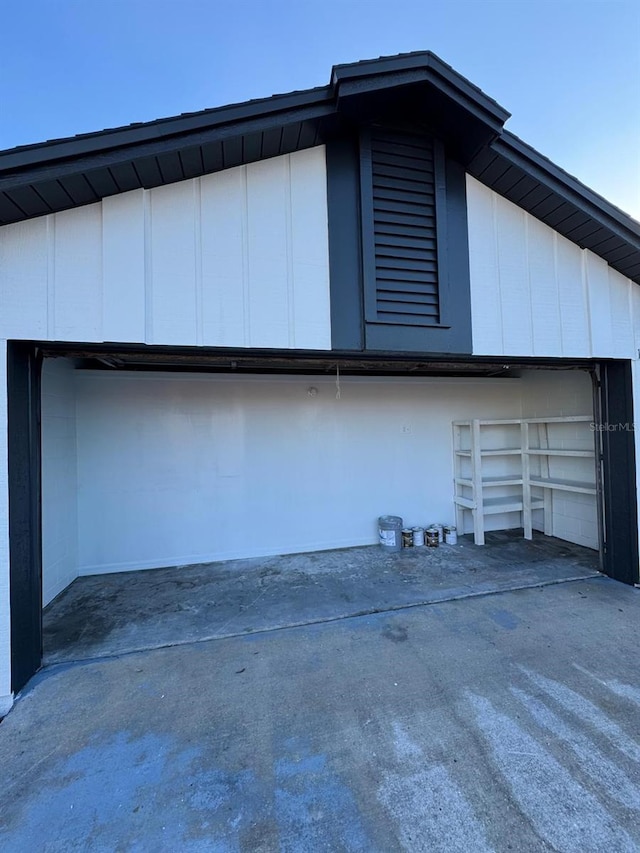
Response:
468,132,640,282
0,50,638,283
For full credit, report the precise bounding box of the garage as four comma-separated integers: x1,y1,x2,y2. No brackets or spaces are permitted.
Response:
38,354,607,663
2,50,639,713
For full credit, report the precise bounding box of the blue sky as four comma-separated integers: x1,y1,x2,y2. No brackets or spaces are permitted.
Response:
2,0,639,219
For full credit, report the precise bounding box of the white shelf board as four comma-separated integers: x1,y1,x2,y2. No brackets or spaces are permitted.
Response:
454,496,544,514
529,477,597,495
525,416,593,424
452,419,523,427
455,448,522,457
526,449,595,457
455,476,523,487
453,496,475,509
454,416,592,427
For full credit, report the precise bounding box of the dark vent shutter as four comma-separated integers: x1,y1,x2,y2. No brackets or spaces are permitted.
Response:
363,128,443,327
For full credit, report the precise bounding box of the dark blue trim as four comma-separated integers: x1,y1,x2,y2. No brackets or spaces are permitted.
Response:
358,129,378,325
8,342,42,693
599,361,640,585
326,138,364,351
434,139,450,327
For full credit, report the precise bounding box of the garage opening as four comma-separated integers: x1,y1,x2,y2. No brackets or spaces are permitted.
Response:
39,357,609,665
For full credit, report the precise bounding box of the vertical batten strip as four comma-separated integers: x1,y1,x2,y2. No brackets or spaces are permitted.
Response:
46,215,56,340
524,214,535,356
552,232,564,357
194,180,204,347
241,166,251,347
581,250,594,358
491,193,505,355
632,276,639,355
97,204,104,343
100,201,108,343
143,190,153,343
285,156,296,348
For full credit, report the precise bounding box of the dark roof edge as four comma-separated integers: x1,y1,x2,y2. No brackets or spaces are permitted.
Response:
0,51,510,174
495,131,640,243
0,86,334,172
331,51,511,125
0,50,637,280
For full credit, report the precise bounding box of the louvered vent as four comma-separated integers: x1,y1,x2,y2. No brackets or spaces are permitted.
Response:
370,128,440,325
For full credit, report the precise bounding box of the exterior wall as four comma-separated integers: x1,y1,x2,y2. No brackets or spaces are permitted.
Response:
520,369,598,550
0,147,331,350
74,372,525,574
0,156,637,710
41,359,79,606
467,176,638,360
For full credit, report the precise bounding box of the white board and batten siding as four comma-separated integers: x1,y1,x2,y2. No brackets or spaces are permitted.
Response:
467,174,640,576
0,147,331,350
466,175,638,361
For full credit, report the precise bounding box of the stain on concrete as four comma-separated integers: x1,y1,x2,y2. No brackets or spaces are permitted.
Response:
488,609,520,630
378,764,495,852
382,624,408,643
274,738,376,852
390,720,422,761
3,577,640,850
521,669,640,765
43,531,600,665
510,686,640,810
467,691,638,852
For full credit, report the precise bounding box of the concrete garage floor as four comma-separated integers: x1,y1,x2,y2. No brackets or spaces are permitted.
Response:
43,531,600,664
2,570,640,850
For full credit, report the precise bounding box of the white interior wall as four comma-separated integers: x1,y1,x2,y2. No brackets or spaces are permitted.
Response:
41,359,79,606
74,372,525,574
520,369,598,550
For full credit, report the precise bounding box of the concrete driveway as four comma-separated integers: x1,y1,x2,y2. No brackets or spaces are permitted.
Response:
1,574,640,851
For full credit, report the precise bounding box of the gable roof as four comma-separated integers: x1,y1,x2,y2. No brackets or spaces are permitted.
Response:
1,50,638,283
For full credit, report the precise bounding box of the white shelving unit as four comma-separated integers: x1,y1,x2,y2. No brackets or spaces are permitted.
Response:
453,416,596,545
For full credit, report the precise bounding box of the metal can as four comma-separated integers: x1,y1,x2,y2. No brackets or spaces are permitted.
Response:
425,527,439,547
434,523,444,543
444,525,458,545
412,527,425,547
402,529,413,548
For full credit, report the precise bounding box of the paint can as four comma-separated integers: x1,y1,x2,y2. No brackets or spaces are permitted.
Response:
444,525,458,545
412,527,425,547
426,527,439,547
378,515,403,552
402,529,413,548
434,523,444,544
